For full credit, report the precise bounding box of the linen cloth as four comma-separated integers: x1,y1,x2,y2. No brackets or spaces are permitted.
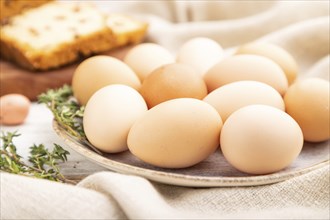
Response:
1,1,329,219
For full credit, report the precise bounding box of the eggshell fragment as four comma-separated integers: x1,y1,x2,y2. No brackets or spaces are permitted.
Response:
0,94,30,125
284,78,330,142
176,37,223,76
220,105,303,175
123,43,175,81
127,98,223,168
236,43,298,84
140,63,208,108
203,81,285,122
72,55,141,106
204,54,288,95
83,85,148,153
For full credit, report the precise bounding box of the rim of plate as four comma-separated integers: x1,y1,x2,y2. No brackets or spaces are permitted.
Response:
53,120,329,187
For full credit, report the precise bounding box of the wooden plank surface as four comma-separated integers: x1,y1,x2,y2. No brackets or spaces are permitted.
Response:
0,45,133,101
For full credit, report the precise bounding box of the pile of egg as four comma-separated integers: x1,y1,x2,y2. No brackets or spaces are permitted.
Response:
72,38,330,175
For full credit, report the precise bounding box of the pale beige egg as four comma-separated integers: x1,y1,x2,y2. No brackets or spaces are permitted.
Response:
203,81,285,122
140,63,208,108
236,43,298,84
284,78,330,142
176,37,223,76
204,55,288,95
123,43,175,81
0,94,30,125
127,98,223,168
72,55,140,106
83,85,148,153
220,105,303,175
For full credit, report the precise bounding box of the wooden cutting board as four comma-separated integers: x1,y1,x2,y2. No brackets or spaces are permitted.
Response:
0,45,133,101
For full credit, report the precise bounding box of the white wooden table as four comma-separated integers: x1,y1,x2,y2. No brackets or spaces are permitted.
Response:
1,103,108,183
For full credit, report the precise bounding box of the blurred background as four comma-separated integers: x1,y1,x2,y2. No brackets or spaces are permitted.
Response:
87,0,329,51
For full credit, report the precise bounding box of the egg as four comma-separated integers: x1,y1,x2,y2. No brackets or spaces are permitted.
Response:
176,37,223,76
72,55,141,106
236,43,298,84
203,81,285,122
0,94,30,125
123,43,175,81
83,85,148,153
203,54,288,95
284,78,330,142
220,105,303,175
127,98,223,168
139,63,208,108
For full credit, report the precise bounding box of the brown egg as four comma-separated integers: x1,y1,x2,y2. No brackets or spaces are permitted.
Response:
176,37,223,76
236,43,298,85
203,81,285,122
123,43,175,81
284,78,330,142
127,98,222,168
204,55,288,95
0,94,30,125
220,105,303,175
139,63,208,108
72,55,141,106
83,85,148,153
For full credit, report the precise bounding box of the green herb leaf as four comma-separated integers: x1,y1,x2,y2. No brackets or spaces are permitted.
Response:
0,131,74,184
38,85,86,139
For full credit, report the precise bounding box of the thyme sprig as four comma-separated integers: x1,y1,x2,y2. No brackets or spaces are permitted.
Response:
0,85,86,184
38,85,103,155
38,85,85,139
0,131,74,184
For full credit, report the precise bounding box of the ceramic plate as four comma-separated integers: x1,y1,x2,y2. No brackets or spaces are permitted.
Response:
53,120,329,187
